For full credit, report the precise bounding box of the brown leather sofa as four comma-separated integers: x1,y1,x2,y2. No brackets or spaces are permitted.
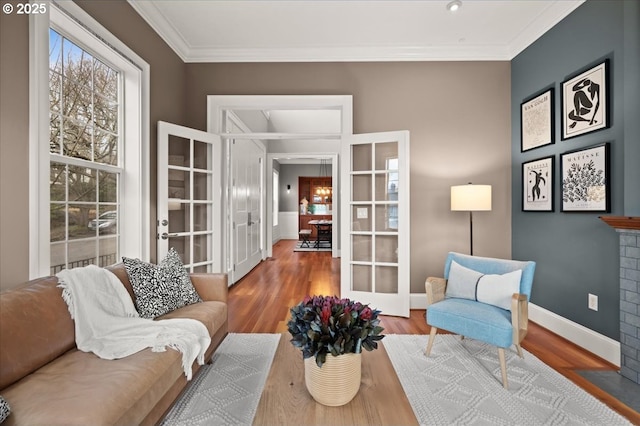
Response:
0,264,228,426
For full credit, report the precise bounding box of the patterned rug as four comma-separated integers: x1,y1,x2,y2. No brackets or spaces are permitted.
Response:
160,333,280,426
293,240,331,252
162,333,632,425
384,334,632,425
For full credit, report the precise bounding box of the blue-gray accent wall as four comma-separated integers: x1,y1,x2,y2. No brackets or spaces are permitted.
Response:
511,0,640,340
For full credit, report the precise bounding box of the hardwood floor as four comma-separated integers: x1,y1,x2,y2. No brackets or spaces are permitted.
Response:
228,239,640,424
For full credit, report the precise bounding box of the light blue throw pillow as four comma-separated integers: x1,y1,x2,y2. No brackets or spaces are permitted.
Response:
445,260,522,311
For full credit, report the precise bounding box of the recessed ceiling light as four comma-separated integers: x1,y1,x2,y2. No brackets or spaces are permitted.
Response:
447,0,462,12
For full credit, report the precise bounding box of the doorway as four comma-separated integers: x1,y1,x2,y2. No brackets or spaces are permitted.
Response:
207,95,352,281
268,153,339,258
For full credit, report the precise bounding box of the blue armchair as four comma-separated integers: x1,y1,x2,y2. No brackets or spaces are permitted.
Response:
425,252,536,388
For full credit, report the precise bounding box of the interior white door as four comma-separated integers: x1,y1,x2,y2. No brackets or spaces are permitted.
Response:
157,121,221,272
231,137,264,282
341,131,410,317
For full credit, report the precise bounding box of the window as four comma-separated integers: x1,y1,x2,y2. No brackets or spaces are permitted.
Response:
49,29,121,274
273,170,279,226
387,158,399,230
30,3,149,278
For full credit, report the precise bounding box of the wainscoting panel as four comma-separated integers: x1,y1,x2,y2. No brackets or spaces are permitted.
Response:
278,211,299,240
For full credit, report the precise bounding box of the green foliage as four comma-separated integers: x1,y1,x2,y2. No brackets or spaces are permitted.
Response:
562,160,605,203
287,295,384,368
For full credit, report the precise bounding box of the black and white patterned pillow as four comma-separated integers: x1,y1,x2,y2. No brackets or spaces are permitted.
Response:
0,396,10,424
123,247,202,319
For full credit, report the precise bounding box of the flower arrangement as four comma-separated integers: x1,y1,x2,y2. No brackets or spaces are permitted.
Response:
287,295,384,367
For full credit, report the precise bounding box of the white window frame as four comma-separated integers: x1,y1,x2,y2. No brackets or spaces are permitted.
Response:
272,169,279,227
29,1,150,278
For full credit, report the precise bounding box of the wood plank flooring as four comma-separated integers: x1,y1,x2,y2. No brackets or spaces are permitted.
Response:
228,239,640,425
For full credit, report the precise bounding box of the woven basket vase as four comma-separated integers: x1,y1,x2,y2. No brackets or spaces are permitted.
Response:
304,352,362,406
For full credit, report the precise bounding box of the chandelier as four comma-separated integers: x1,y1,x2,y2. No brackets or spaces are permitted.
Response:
316,159,331,196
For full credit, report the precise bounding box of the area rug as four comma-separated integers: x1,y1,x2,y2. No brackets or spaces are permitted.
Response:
160,333,280,426
293,240,331,252
384,334,632,425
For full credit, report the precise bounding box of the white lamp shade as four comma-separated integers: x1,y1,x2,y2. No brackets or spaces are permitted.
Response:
451,184,492,211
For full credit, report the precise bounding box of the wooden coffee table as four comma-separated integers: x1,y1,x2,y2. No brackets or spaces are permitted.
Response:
253,334,418,425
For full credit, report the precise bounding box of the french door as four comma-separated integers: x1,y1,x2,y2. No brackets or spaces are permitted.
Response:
341,131,410,317
157,121,221,272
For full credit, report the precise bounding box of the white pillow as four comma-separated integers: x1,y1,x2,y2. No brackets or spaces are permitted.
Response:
445,260,522,311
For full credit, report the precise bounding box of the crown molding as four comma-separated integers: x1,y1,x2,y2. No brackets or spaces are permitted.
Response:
182,44,513,63
508,0,585,58
128,0,585,63
127,0,189,62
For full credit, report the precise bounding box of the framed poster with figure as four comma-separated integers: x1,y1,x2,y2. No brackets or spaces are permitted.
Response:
522,156,554,212
561,59,609,140
561,142,610,212
521,88,554,152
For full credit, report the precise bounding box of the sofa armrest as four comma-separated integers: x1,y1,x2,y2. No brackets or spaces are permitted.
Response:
425,277,447,307
190,273,228,303
511,293,528,344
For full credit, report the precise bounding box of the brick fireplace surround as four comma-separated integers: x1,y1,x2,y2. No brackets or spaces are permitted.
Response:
601,216,640,385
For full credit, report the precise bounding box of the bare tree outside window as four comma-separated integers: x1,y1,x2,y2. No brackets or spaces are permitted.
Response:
49,29,120,274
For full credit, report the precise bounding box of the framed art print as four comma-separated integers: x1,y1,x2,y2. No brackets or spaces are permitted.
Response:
522,156,554,212
561,59,609,140
521,88,554,152
561,142,610,212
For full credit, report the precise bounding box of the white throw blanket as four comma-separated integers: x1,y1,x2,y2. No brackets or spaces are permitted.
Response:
57,265,211,380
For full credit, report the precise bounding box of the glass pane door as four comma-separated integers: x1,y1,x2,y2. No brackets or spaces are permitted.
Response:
158,122,221,272
342,131,409,317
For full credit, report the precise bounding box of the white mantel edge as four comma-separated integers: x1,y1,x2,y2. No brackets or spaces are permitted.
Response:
410,295,620,367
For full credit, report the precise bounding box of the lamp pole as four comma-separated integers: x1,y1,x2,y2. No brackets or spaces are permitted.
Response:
469,211,474,255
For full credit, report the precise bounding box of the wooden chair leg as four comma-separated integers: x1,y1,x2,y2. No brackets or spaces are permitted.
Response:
425,327,437,355
498,348,508,389
516,344,524,359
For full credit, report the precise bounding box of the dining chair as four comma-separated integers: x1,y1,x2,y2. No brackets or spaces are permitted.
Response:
315,223,332,249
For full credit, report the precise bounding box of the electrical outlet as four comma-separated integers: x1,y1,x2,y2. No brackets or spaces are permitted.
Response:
588,293,598,311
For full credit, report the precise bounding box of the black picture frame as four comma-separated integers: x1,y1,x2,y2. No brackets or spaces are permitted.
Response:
560,142,610,212
561,59,610,140
522,156,554,212
521,88,554,152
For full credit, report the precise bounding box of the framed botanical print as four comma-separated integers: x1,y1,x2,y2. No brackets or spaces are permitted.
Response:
561,59,609,140
522,156,554,212
561,142,610,212
521,88,554,152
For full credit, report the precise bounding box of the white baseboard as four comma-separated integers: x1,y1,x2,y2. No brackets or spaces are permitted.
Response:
528,303,620,367
409,294,620,367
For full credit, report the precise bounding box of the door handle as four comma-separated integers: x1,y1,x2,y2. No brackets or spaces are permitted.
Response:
160,232,179,240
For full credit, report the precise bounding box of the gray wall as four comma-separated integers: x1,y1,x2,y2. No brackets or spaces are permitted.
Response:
0,4,29,290
279,164,323,212
511,0,640,339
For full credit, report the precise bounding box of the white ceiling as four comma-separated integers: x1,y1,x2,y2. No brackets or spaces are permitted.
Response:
128,0,584,63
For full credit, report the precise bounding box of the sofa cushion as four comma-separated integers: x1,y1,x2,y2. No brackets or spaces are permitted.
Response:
159,301,228,337
123,248,202,319
1,347,187,426
0,277,75,390
445,260,522,311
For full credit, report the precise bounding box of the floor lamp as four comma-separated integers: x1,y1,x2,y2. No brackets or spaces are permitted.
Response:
451,183,492,255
